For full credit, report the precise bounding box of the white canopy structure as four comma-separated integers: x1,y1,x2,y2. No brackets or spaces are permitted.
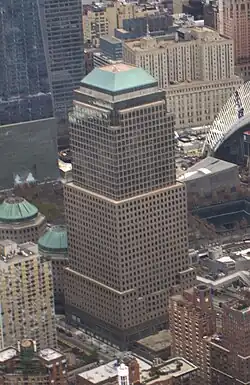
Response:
203,82,250,155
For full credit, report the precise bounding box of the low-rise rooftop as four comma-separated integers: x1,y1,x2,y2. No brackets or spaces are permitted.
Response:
0,240,37,264
179,156,236,182
100,35,122,45
125,26,225,52
0,348,17,363
141,357,197,383
78,356,151,384
137,330,171,352
39,348,63,362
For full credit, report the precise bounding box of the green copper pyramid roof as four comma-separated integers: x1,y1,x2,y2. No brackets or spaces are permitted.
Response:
81,63,157,94
0,197,38,222
38,226,68,253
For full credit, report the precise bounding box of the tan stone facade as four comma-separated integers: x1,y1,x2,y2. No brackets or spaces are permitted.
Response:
165,78,242,129
220,0,250,80
123,26,242,130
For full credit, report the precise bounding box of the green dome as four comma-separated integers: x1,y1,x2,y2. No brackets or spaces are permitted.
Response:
0,197,38,222
38,226,68,253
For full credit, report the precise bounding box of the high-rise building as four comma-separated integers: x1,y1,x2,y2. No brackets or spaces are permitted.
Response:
0,0,58,188
0,240,56,351
219,0,250,80
40,0,84,141
0,0,53,125
169,285,216,384
123,26,242,130
0,339,67,385
64,63,195,348
210,295,250,385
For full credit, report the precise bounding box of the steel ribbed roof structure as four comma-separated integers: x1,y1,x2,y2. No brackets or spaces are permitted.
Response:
203,81,250,155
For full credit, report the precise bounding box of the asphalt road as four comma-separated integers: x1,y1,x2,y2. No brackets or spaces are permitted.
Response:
57,332,116,362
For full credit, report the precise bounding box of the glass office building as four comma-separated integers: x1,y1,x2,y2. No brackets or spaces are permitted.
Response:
0,0,53,123
0,0,58,189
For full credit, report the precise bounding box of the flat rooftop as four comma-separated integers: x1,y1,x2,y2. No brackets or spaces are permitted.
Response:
0,240,37,264
137,330,171,352
100,35,122,44
78,357,151,384
39,348,63,362
141,357,197,383
179,156,236,182
0,348,17,363
125,27,225,52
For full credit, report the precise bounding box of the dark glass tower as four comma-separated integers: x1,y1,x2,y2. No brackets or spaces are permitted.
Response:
40,0,84,141
0,0,58,189
0,0,53,123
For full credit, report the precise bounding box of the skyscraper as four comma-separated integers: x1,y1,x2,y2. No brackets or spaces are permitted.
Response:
40,0,84,141
64,64,195,348
0,0,53,124
0,0,58,189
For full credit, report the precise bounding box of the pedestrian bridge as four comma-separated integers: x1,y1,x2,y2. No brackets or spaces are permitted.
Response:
203,82,250,155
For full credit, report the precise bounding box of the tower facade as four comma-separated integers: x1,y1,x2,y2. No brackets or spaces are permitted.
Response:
210,295,250,384
0,240,56,351
40,0,84,141
0,0,58,189
123,27,242,130
38,226,68,312
64,64,195,347
220,0,250,80
170,285,216,384
0,0,53,125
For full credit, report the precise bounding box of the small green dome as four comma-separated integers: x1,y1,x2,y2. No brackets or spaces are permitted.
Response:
38,226,68,253
0,197,38,222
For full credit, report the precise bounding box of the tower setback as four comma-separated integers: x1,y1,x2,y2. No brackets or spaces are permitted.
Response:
64,64,195,348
